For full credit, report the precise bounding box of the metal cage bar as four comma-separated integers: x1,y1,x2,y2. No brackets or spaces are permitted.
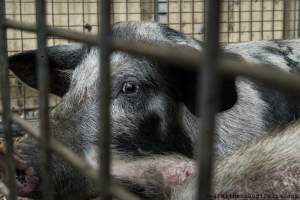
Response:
35,0,53,200
196,0,221,199
298,0,300,38
0,1,17,200
98,0,112,199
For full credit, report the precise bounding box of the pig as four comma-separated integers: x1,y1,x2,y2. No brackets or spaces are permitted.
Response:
2,21,300,199
102,121,300,200
170,122,300,200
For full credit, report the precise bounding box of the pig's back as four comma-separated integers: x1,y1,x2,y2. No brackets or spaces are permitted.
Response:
214,40,300,157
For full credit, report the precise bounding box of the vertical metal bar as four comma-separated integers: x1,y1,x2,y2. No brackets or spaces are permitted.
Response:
35,0,53,200
227,0,230,43
125,0,128,21
97,0,111,199
67,0,70,41
298,0,300,37
52,0,56,45
154,0,158,22
202,0,207,40
111,1,114,26
192,0,194,38
283,0,292,39
167,0,169,26
294,0,297,38
196,0,221,199
261,0,264,40
250,0,253,41
238,0,241,42
19,0,27,118
179,0,182,32
141,0,155,22
82,0,85,32
272,0,275,39
0,1,17,200
19,0,24,52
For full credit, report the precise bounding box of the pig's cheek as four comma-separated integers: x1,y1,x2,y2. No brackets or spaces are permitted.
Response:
111,103,127,120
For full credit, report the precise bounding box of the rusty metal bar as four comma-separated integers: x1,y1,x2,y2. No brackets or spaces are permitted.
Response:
283,0,292,39
5,19,98,45
97,0,112,199
298,0,300,38
5,20,300,97
0,109,140,200
0,1,17,200
35,0,53,199
196,0,221,199
154,0,158,21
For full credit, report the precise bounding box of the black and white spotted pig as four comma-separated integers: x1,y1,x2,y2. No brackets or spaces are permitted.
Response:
2,22,300,199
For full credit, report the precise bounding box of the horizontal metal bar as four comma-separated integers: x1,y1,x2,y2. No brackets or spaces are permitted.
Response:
0,109,140,200
5,19,98,45
5,19,300,96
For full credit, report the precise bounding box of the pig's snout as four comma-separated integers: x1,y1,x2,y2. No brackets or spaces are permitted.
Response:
0,142,39,197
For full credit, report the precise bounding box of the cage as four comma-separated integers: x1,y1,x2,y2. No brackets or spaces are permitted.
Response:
1,0,299,124
0,0,300,200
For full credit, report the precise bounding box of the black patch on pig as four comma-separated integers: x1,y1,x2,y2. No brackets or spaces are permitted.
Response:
160,24,187,41
250,43,300,130
253,81,300,130
9,45,91,97
113,113,193,158
263,44,300,74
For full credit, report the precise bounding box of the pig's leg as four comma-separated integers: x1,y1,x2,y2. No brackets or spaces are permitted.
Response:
113,156,194,199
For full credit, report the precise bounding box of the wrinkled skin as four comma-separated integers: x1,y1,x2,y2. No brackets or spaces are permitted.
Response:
3,22,300,199
170,123,300,200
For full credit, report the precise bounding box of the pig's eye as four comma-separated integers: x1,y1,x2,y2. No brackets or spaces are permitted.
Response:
122,82,139,94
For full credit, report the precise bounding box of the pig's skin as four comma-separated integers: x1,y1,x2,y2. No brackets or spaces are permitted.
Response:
171,122,300,200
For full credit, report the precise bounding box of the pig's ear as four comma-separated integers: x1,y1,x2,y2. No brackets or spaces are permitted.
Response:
158,24,237,114
179,71,236,115
164,61,237,115
8,44,89,97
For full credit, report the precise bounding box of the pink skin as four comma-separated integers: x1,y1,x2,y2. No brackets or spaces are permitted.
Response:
0,143,39,196
159,159,194,192
111,156,195,194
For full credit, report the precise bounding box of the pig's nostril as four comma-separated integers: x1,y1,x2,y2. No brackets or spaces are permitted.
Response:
16,169,26,184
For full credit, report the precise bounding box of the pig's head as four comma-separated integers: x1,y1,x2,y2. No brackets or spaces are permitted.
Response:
5,22,237,199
